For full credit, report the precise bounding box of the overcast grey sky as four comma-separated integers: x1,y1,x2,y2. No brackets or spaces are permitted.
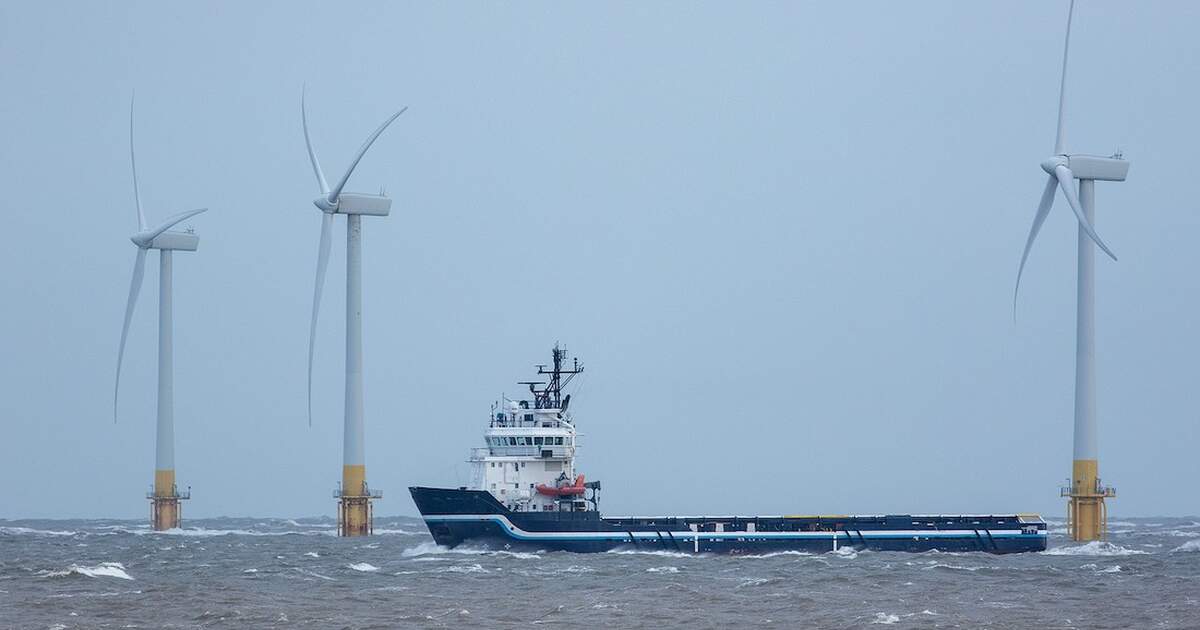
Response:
1,1,1197,520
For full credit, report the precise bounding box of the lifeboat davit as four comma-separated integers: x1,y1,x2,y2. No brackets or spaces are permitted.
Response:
536,474,586,497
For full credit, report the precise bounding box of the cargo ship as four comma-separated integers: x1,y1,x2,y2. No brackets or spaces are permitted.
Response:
410,347,1048,554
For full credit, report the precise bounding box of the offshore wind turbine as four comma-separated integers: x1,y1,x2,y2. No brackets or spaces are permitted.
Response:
1013,0,1126,542
113,98,208,530
302,91,407,536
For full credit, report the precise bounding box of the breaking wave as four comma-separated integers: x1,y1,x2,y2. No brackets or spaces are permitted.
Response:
605,548,693,559
400,542,540,560
41,562,133,580
348,563,380,572
1043,542,1148,556
1172,540,1200,553
1,526,77,537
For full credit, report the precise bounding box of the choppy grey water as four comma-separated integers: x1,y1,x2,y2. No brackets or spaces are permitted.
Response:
2,516,1198,629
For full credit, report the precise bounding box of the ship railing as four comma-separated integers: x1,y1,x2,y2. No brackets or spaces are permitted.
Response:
472,446,570,458
146,484,191,500
331,482,383,499
1059,479,1117,498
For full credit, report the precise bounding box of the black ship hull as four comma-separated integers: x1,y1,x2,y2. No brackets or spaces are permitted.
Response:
409,487,1048,554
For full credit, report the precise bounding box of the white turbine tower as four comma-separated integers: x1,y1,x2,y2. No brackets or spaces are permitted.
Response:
1013,0,1125,542
113,97,208,531
302,91,407,536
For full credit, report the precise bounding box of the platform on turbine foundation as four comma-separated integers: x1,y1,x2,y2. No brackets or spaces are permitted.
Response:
334,485,383,537
1060,482,1116,542
147,486,191,531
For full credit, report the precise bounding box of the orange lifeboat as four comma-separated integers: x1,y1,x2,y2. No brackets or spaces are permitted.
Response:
536,474,586,497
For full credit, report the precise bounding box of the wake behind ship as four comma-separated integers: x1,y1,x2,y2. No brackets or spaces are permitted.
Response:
410,347,1047,554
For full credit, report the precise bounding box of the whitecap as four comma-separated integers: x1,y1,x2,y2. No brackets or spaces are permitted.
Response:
871,613,900,625
285,519,328,528
292,567,335,581
304,552,320,558
401,542,539,559
1171,540,1200,553
923,563,983,572
0,526,77,537
439,563,488,574
645,566,679,573
605,549,692,559
737,550,813,559
152,527,336,538
43,562,133,580
374,528,418,535
348,562,380,572
1043,541,1148,556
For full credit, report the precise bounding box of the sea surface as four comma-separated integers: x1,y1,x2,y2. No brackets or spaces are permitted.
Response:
1,516,1198,629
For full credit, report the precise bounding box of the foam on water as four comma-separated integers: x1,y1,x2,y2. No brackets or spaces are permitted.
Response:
348,562,380,572
871,612,900,624
645,566,679,573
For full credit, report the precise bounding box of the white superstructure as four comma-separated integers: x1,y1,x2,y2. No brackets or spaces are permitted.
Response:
467,347,590,512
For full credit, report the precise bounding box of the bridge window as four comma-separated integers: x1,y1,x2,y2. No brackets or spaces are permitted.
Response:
508,437,517,446
534,437,543,446
555,437,564,445
523,413,534,422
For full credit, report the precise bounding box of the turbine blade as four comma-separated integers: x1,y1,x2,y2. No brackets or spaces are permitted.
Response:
135,208,208,246
1054,0,1075,154
307,212,334,427
130,94,147,231
114,248,147,423
327,105,408,204
1054,165,1118,261
1014,174,1059,319
302,88,330,195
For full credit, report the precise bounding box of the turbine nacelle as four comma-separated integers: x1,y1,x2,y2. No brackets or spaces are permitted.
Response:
311,192,392,216
130,230,200,252
1040,155,1129,182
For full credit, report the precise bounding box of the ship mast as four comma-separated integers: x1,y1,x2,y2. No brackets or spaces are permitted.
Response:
530,344,583,410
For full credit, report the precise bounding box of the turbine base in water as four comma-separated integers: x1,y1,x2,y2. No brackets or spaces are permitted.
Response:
1061,459,1116,541
148,471,190,531
335,474,382,537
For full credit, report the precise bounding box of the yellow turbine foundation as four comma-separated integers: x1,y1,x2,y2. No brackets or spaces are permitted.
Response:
1063,459,1115,542
337,465,379,537
149,469,188,531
